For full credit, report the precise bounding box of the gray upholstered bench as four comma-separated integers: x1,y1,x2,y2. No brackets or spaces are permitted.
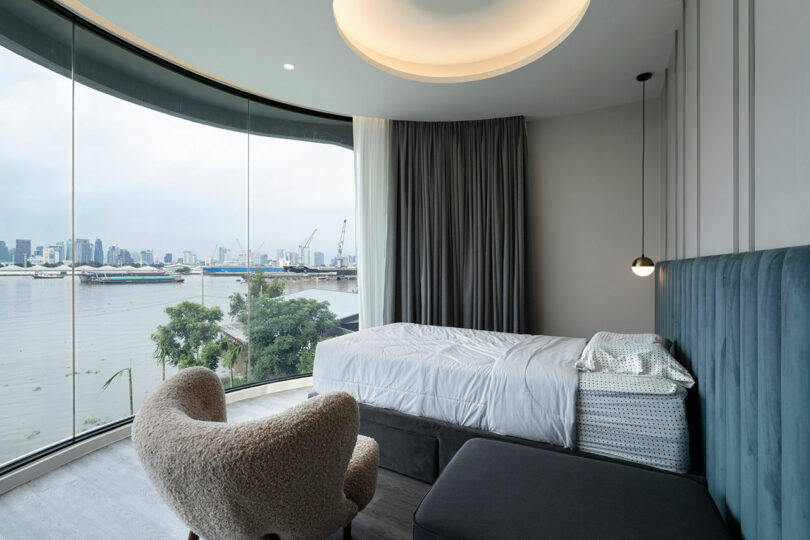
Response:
413,438,730,540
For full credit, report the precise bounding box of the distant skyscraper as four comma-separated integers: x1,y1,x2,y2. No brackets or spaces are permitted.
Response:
106,245,119,265
260,253,269,266
140,250,154,265
14,239,31,265
55,241,65,262
43,246,61,264
33,245,43,257
74,239,92,264
217,246,227,263
93,239,104,264
314,251,325,266
183,251,197,265
119,249,133,264
164,252,172,263
0,241,9,262
65,238,72,262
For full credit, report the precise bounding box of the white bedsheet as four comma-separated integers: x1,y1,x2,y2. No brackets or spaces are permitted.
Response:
313,323,586,448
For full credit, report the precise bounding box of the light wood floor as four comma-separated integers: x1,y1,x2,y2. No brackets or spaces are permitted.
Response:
0,387,430,540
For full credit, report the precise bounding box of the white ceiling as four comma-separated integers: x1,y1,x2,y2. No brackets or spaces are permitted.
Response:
59,0,681,121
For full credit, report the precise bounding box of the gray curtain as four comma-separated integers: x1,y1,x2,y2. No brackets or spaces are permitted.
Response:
384,116,527,333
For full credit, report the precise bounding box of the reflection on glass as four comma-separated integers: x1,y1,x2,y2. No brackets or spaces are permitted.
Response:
0,7,72,466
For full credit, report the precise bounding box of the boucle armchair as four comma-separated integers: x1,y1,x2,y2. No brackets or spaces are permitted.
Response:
131,367,379,540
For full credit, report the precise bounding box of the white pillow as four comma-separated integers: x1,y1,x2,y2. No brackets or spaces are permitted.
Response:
576,332,695,388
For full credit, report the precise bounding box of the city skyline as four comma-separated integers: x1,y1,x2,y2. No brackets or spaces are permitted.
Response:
0,235,353,267
0,42,356,262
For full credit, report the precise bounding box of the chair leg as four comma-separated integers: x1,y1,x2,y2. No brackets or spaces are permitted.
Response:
188,531,199,540
342,522,352,540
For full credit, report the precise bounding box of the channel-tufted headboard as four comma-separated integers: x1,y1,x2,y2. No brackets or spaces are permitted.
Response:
655,246,810,540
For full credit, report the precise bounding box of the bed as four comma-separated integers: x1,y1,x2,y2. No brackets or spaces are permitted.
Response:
313,323,690,476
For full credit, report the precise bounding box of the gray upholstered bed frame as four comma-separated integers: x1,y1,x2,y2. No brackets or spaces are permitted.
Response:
309,391,693,484
354,397,678,484
317,244,810,539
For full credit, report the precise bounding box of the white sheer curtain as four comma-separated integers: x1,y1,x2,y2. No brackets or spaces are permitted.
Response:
353,116,391,329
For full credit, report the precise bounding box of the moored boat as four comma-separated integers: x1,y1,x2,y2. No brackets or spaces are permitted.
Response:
32,272,66,279
79,272,184,284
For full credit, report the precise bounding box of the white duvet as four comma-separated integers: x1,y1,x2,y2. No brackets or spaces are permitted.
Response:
313,323,587,448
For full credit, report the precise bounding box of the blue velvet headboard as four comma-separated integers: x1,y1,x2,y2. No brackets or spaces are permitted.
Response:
655,246,810,540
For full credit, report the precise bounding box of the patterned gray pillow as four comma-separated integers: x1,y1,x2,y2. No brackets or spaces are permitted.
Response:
576,332,695,388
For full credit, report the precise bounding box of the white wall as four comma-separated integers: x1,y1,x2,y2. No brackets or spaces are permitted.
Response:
527,100,662,338
664,0,810,258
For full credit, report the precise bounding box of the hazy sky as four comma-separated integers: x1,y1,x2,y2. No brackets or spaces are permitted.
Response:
0,43,355,263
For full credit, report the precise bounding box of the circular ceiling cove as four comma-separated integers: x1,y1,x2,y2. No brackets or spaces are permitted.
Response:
333,0,590,83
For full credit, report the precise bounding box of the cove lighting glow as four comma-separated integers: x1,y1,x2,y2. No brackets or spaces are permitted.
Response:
333,0,590,83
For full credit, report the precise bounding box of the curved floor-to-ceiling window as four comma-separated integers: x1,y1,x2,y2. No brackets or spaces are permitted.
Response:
0,0,73,467
0,0,354,470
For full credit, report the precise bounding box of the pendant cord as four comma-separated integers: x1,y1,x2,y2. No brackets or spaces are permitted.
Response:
641,78,646,256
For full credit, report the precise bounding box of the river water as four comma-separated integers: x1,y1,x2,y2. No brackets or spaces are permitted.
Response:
0,274,357,467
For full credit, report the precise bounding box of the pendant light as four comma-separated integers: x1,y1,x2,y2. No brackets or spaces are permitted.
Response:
632,72,655,277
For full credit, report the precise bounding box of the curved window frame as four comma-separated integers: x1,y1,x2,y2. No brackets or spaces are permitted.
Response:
0,0,352,479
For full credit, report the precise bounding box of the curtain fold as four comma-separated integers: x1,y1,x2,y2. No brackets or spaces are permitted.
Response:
384,116,527,333
354,116,391,329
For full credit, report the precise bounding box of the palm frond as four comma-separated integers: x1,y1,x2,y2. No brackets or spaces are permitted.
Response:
101,367,130,391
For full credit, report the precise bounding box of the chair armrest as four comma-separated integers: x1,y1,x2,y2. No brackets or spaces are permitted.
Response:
344,435,379,511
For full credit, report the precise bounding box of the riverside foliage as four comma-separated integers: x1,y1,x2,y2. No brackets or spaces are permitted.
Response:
148,269,338,387
229,270,338,381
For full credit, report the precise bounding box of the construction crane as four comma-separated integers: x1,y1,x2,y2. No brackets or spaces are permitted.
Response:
298,229,317,266
336,219,347,268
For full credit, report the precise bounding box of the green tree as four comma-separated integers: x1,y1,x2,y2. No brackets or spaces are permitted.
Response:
296,345,317,374
222,339,246,388
244,297,338,381
228,292,246,321
102,362,133,416
175,266,191,274
296,336,335,374
247,269,285,299
151,301,224,373
229,270,285,321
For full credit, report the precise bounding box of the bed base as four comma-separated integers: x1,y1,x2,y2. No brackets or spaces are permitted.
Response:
352,399,694,484
356,401,564,483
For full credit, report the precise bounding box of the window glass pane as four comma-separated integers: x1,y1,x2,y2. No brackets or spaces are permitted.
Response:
0,0,72,466
245,101,356,385
73,26,248,432
1,0,353,469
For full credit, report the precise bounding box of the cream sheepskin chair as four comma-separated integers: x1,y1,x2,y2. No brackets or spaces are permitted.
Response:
132,367,379,540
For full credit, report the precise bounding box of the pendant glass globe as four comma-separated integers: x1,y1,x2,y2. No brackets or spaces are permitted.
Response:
631,256,655,277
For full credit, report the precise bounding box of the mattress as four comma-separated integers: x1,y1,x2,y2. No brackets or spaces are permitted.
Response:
314,323,691,473
577,372,690,472
314,323,586,449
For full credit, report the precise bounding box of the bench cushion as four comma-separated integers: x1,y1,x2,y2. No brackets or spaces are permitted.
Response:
413,438,730,540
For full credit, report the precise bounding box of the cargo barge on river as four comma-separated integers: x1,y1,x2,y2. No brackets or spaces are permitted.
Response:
79,272,184,284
